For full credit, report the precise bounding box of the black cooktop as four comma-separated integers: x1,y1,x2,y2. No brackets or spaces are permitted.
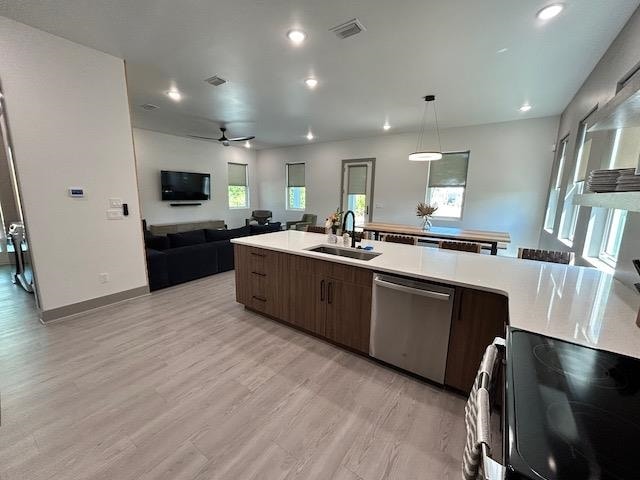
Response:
506,328,640,480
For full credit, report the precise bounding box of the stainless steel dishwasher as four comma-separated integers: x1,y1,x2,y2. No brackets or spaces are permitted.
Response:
370,273,454,383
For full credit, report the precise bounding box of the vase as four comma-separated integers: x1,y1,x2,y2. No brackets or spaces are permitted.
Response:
421,216,432,231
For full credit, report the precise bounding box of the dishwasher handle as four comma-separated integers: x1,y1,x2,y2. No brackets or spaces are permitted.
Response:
374,277,451,301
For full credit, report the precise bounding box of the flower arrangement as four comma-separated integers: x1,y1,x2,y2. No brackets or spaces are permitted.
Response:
416,202,438,231
416,202,438,217
325,209,343,233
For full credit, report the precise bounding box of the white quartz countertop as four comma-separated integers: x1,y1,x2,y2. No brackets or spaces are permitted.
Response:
232,230,640,359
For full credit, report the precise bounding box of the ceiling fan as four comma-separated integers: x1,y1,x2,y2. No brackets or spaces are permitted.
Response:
189,127,255,147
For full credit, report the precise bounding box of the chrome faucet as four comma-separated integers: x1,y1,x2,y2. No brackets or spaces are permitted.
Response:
342,210,357,248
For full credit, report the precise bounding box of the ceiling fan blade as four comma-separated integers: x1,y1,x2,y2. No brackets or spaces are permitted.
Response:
229,136,255,142
188,135,218,141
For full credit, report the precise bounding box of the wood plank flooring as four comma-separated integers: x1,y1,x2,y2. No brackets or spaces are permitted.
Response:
0,269,467,480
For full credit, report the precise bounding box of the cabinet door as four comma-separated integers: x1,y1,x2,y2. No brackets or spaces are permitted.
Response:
289,269,325,335
445,288,508,393
325,278,372,354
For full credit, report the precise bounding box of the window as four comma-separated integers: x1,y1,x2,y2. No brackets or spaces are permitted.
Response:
559,112,594,244
228,163,248,209
345,165,368,227
426,151,470,219
286,163,305,210
584,207,627,270
543,137,568,232
599,209,627,267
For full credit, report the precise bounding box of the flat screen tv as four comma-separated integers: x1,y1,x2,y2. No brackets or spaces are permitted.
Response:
161,170,210,201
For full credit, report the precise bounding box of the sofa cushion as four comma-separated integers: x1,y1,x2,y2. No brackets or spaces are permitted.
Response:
209,240,235,272
145,249,170,291
205,225,250,242
145,234,170,251
165,243,219,285
167,229,206,248
250,222,281,235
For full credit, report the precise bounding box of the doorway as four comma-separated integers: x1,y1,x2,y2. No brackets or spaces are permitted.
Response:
340,158,375,230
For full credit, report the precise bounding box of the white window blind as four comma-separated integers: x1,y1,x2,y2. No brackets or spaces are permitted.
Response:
287,163,305,187
347,165,367,194
428,152,469,187
228,163,247,186
610,127,640,169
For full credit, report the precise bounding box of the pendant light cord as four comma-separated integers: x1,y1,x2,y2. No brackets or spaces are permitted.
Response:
416,101,428,151
415,96,442,152
432,98,442,152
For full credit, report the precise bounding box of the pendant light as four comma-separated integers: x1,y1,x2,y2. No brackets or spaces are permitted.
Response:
408,95,443,161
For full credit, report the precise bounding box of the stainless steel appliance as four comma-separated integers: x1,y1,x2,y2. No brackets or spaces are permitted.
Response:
466,328,640,480
369,273,454,383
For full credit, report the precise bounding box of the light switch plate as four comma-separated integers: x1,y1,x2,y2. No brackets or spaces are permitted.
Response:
109,198,123,208
106,209,123,220
68,187,85,198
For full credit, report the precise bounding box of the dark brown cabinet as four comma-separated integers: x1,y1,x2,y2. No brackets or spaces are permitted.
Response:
288,254,373,353
234,245,289,321
445,287,508,393
324,277,372,353
235,245,373,354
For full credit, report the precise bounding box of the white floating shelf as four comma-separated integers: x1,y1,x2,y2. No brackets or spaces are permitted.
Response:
574,192,640,212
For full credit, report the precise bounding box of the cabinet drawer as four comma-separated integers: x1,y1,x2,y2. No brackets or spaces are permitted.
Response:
247,247,277,275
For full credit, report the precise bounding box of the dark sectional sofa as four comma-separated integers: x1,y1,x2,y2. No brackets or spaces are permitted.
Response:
144,223,281,291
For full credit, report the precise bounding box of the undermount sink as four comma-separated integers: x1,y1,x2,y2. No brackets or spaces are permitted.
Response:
305,245,382,261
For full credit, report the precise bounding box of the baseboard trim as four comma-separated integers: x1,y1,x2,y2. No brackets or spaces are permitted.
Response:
40,285,150,323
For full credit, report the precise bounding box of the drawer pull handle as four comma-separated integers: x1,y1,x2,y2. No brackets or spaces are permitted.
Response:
251,271,266,277
252,295,267,302
320,279,325,302
250,252,266,258
328,282,333,305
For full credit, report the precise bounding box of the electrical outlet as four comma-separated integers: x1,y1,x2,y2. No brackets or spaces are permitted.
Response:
99,273,109,284
109,198,123,208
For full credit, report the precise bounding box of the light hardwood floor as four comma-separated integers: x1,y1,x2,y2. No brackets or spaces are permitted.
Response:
0,269,467,480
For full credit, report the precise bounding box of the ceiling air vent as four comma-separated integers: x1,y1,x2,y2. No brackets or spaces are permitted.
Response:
140,103,159,111
205,75,227,86
329,18,366,39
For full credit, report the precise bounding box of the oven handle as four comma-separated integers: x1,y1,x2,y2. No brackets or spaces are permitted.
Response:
477,387,506,480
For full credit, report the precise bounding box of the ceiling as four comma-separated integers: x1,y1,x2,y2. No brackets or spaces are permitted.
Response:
1,0,638,148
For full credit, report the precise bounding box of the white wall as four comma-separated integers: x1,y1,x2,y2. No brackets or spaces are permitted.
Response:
539,8,640,288
0,17,148,311
257,116,559,256
133,128,258,228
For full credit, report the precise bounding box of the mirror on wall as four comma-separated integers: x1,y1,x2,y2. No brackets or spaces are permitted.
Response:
0,85,39,306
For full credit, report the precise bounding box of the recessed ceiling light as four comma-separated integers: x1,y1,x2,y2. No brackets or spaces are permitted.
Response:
537,4,564,20
519,103,533,112
306,131,314,141
497,47,508,54
244,140,251,149
305,78,318,89
166,89,182,101
383,122,391,131
287,29,306,45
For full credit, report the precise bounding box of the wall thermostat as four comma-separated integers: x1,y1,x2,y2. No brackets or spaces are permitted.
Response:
68,187,85,198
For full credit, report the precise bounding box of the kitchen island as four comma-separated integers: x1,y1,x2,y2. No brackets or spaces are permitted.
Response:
232,230,640,392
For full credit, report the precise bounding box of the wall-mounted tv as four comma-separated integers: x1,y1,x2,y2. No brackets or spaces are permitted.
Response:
161,170,210,201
